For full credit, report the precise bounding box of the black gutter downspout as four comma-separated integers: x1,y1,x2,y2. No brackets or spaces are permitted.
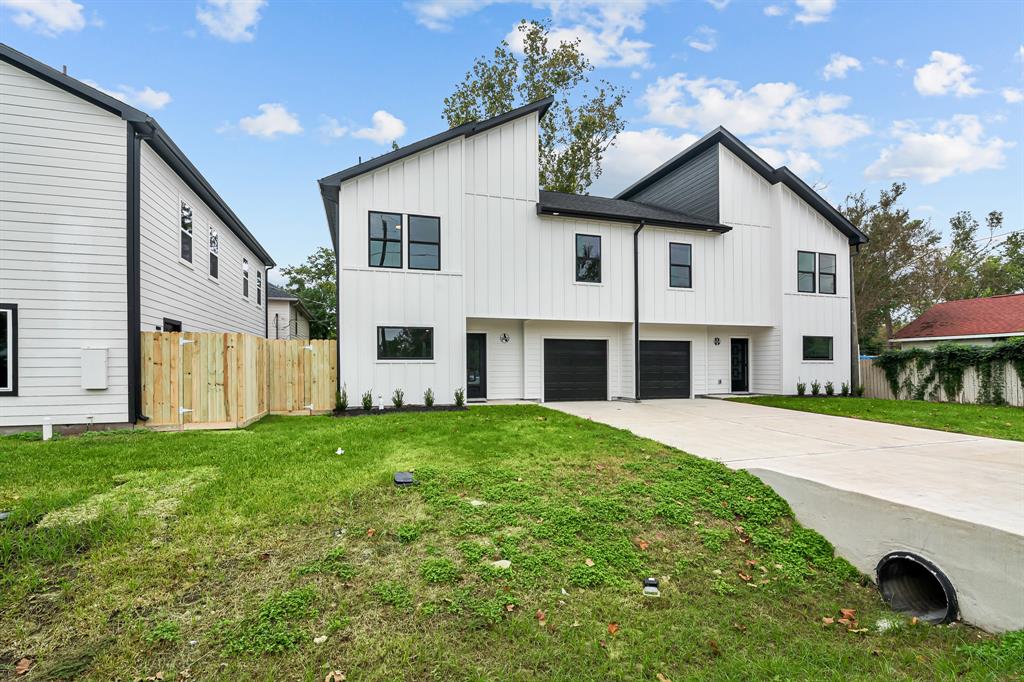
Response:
633,221,646,400
850,244,860,391
126,123,149,423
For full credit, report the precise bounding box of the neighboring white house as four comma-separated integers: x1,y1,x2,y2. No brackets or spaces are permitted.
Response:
318,98,868,404
0,44,275,429
890,294,1024,349
268,283,312,339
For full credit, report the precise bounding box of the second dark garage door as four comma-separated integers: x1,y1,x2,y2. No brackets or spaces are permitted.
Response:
638,340,691,399
544,339,607,401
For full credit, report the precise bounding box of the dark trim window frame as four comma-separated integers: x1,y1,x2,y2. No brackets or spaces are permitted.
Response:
669,242,693,289
376,326,434,360
180,199,193,263
818,252,837,295
407,214,441,271
256,270,262,305
368,211,403,269
162,317,182,332
575,233,602,283
797,250,816,293
802,335,834,361
208,224,219,279
242,258,249,298
0,303,18,396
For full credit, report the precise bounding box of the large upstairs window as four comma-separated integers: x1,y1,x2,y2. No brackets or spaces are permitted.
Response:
818,253,837,294
797,251,816,293
669,242,692,288
408,215,441,270
180,199,193,263
369,211,402,268
575,234,601,283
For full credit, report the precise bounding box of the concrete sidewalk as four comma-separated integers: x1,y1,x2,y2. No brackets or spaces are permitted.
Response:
547,398,1024,632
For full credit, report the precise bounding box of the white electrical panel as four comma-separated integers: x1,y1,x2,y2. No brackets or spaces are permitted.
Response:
81,347,109,390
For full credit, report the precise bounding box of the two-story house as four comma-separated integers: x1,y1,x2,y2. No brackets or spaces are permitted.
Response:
0,44,275,429
317,97,867,405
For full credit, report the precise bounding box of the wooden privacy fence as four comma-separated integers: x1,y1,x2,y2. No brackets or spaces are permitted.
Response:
859,358,1024,407
140,332,336,429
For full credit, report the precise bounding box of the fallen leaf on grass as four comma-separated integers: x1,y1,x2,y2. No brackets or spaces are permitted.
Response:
258,551,271,562
657,674,673,682
584,558,595,567
838,618,852,626
505,603,516,612
744,559,757,567
325,672,346,682
840,608,856,619
822,617,835,625
633,537,650,551
15,658,33,676
536,609,546,623
848,627,869,634
737,572,752,582
366,528,376,537
607,623,619,636
708,639,721,657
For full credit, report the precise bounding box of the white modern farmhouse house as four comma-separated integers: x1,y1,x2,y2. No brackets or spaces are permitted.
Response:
318,97,867,404
0,44,275,429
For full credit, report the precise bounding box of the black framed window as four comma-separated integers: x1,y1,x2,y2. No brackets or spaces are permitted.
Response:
802,335,833,361
162,318,182,332
408,215,440,270
669,242,692,288
242,258,249,297
797,251,816,293
180,200,193,262
576,234,601,283
818,253,836,294
377,326,433,360
208,226,219,279
0,303,17,396
369,211,402,268
256,271,262,304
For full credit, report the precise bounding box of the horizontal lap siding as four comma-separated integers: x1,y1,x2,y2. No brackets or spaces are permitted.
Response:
0,60,129,426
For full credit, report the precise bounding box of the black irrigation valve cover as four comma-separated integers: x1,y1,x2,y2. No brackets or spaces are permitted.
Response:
393,472,416,487
643,577,659,588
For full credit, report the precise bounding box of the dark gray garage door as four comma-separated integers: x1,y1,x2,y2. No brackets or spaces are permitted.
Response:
544,339,607,401
639,340,691,399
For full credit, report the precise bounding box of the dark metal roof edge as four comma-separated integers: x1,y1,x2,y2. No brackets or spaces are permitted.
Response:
2,42,276,267
615,126,868,246
536,203,732,234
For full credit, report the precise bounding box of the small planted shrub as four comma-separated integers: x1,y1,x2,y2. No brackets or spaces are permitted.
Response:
423,387,435,407
796,382,807,396
824,381,835,396
853,384,865,397
336,385,348,412
840,381,850,397
361,390,373,411
392,388,405,408
454,387,465,407
810,380,821,396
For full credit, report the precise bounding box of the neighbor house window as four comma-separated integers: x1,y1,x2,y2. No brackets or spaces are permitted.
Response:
0,303,17,395
408,215,440,270
669,242,692,288
180,200,193,263
797,251,815,293
242,259,249,297
369,211,402,268
377,326,433,360
256,271,262,304
208,226,219,279
576,234,601,283
802,335,833,361
818,253,836,295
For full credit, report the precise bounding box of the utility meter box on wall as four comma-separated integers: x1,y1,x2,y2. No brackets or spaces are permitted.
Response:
81,347,109,390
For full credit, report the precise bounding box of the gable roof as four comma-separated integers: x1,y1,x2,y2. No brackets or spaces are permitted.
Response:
537,191,731,233
892,294,1024,341
266,282,312,319
0,42,275,266
616,126,868,246
317,97,554,250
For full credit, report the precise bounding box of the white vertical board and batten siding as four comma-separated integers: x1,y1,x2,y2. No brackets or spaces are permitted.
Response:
466,318,524,400
0,60,129,426
138,143,266,335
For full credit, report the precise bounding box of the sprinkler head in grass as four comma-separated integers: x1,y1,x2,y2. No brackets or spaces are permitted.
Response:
394,471,416,487
0,511,9,522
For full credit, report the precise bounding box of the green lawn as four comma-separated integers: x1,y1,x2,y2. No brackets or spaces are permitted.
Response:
1,406,1018,680
729,396,1024,441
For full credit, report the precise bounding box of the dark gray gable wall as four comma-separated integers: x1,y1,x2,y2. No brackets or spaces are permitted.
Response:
625,144,719,222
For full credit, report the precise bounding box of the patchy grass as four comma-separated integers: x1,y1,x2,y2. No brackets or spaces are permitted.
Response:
731,396,1024,441
0,406,1018,680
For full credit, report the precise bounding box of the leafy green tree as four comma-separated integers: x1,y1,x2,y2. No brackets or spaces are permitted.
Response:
442,19,627,194
939,210,1022,300
277,246,336,339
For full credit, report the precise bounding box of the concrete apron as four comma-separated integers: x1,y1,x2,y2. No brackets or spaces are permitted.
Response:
545,398,1024,633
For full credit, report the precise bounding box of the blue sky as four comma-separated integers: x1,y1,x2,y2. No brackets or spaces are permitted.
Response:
2,0,1022,279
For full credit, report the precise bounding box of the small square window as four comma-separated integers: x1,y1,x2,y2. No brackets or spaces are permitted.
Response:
369,211,402,268
802,335,833,361
797,251,816,293
576,234,601,283
669,242,692,288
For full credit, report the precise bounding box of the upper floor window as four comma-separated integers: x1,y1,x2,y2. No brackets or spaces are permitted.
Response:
576,234,601,283
408,215,441,270
802,335,833,361
256,271,262,304
369,211,402,268
180,200,193,263
208,226,219,279
797,251,815,293
242,258,249,297
377,326,433,360
0,303,17,396
818,253,837,294
669,242,692,288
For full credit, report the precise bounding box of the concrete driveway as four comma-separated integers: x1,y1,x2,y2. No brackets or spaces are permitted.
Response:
547,398,1024,632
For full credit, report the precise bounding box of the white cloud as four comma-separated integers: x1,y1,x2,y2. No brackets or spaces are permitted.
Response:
865,115,1011,184
83,80,172,110
687,26,717,53
706,0,730,9
1016,45,1024,63
589,128,700,195
794,0,835,24
822,53,861,80
196,0,266,42
1002,88,1024,104
408,0,507,31
352,110,406,145
763,4,786,16
318,116,349,140
914,51,981,97
2,0,87,36
753,146,822,176
235,103,302,139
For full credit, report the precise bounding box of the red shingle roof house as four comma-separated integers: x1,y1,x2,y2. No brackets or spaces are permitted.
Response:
891,294,1024,348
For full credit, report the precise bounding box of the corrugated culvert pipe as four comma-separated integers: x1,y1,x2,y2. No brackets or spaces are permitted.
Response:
875,551,958,624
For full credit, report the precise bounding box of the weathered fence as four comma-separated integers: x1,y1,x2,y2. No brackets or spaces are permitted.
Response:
140,332,336,429
859,358,1024,407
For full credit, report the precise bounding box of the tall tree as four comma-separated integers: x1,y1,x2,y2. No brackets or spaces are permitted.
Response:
938,210,1022,300
442,19,627,194
277,246,336,339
